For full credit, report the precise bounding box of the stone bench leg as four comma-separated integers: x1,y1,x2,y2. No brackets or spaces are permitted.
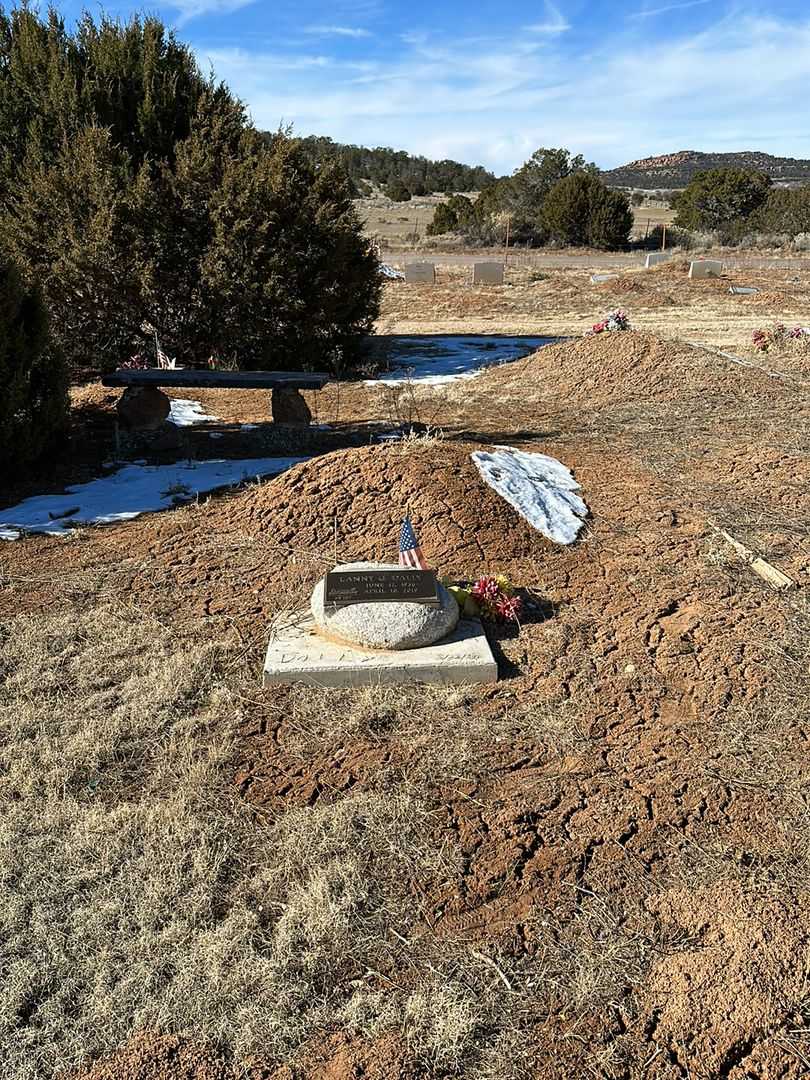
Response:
117,385,171,429
271,387,312,425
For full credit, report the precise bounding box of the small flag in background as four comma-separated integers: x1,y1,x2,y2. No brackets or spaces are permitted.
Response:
399,516,429,570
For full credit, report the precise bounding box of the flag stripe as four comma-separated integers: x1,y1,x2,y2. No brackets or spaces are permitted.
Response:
398,515,429,570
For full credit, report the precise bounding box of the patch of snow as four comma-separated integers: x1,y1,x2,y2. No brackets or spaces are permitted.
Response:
379,263,405,281
471,446,588,545
0,457,307,541
241,423,259,431
366,335,554,387
169,398,220,426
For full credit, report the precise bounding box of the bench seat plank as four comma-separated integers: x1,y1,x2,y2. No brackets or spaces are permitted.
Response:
102,369,330,390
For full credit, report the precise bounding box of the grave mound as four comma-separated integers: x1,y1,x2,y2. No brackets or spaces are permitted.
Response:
479,330,776,405
235,441,555,575
597,276,647,295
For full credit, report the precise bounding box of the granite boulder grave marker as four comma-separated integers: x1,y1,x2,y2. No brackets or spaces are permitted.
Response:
313,562,458,650
263,521,498,686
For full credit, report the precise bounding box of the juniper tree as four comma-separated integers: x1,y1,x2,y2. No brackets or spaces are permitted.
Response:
542,172,632,249
0,251,67,471
673,169,772,232
0,6,380,377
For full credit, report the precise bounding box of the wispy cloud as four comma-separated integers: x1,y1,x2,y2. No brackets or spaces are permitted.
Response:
524,0,570,35
204,47,331,72
304,25,372,38
196,12,810,173
170,0,256,24
630,0,710,18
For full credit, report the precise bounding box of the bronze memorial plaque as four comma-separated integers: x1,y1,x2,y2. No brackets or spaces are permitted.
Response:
324,569,440,607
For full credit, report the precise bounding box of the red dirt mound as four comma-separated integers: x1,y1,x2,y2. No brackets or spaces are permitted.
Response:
642,881,810,1076
229,440,557,575
598,276,647,295
71,1032,238,1080
71,1030,412,1080
480,330,777,405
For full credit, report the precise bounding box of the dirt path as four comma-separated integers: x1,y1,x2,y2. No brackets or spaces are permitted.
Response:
382,250,810,271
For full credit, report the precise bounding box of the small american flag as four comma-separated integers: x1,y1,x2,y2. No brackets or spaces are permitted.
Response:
399,516,429,570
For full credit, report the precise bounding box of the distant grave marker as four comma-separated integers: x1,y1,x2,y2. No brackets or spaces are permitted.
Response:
591,273,617,284
645,252,670,269
472,261,505,285
689,259,724,279
729,286,759,295
404,261,436,284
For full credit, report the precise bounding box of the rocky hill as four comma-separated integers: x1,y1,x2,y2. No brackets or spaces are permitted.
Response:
603,150,810,190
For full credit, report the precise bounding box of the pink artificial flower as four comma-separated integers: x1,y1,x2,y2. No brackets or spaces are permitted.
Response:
496,594,523,623
472,576,501,605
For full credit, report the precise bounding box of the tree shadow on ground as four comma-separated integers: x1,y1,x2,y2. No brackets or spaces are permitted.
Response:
445,428,564,444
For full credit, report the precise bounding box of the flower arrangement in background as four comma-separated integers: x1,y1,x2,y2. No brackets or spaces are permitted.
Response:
752,323,810,352
117,353,150,370
590,309,631,334
444,574,523,623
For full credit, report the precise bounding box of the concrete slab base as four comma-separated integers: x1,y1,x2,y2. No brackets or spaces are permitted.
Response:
263,611,498,687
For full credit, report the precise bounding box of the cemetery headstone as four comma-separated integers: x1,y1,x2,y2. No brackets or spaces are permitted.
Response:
263,561,498,686
404,261,436,284
312,562,457,650
591,273,618,284
473,261,505,285
645,252,670,269
689,260,724,279
729,286,759,295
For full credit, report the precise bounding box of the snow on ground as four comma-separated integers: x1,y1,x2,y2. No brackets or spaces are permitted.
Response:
0,458,306,541
379,263,405,281
471,447,588,545
169,398,220,426
367,335,554,386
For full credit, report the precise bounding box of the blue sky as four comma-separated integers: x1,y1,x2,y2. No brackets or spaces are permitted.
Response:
56,0,810,174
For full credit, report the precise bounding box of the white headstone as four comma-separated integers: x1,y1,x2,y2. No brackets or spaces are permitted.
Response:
472,261,505,285
729,286,759,295
645,252,670,268
404,261,436,284
689,260,724,279
591,273,618,284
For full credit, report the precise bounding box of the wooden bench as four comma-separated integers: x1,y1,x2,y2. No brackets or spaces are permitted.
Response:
102,368,330,428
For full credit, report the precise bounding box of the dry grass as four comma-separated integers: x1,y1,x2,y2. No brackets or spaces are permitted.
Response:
0,607,469,1077
267,681,592,789
0,605,690,1079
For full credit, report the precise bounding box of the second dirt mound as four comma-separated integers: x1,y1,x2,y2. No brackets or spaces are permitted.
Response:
479,330,776,406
